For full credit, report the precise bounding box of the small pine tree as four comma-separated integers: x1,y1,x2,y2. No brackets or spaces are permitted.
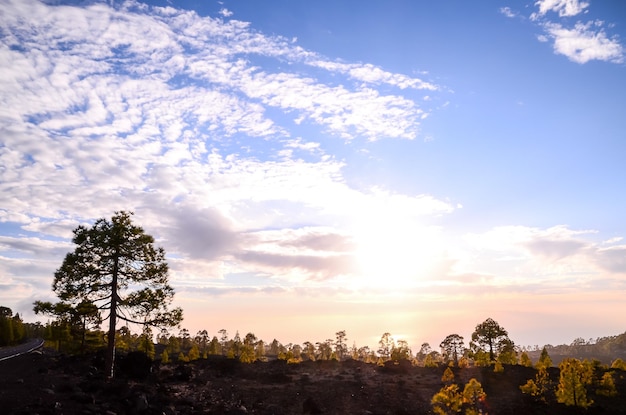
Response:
520,379,539,396
239,344,256,363
161,349,170,364
536,347,552,370
596,372,617,397
611,358,626,371
442,367,455,384
458,356,470,368
187,344,200,361
473,350,490,367
424,353,438,367
463,378,486,414
431,384,462,415
556,358,593,408
139,328,155,360
520,366,550,402
519,351,533,367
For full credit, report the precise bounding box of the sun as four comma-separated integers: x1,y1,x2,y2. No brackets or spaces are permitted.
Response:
349,216,440,290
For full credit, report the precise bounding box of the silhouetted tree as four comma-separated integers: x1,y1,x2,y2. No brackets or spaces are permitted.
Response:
391,339,411,361
240,332,257,363
255,339,265,360
34,300,101,351
440,334,464,366
138,326,155,359
268,338,281,356
40,211,182,378
416,342,432,364
497,337,518,364
316,339,333,360
471,318,510,362
208,336,220,355
158,328,169,346
0,307,13,347
167,334,181,355
194,329,210,356
378,332,394,360
219,329,229,355
179,328,191,349
0,307,26,346
335,330,347,360
302,341,316,361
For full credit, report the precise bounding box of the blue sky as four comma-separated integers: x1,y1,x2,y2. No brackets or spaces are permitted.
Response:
1,0,625,351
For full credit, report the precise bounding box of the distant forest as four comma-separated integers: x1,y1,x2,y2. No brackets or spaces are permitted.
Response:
2,305,625,369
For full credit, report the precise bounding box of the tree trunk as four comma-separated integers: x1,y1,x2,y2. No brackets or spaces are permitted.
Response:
81,317,86,352
105,256,119,379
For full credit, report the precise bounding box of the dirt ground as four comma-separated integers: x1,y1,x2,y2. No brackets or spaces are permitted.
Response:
1,350,625,414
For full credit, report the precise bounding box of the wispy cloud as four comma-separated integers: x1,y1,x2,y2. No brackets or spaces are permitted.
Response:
499,7,517,19
0,0,450,312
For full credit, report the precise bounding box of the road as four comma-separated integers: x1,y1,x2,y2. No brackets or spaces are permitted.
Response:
0,338,44,361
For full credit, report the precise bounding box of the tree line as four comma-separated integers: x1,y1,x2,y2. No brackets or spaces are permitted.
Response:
0,306,31,346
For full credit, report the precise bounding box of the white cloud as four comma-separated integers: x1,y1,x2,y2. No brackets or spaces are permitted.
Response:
533,0,589,18
219,8,233,18
307,60,438,91
499,7,517,19
527,0,624,64
543,21,624,64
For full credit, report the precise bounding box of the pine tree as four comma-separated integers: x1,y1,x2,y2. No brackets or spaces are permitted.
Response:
596,372,617,397
536,346,552,369
442,367,455,384
187,344,200,361
463,378,486,415
471,318,509,362
431,384,462,415
611,358,626,371
519,351,533,367
556,358,594,408
520,367,550,402
38,212,182,378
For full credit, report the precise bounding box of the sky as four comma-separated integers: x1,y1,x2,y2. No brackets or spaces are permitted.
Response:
1,0,626,352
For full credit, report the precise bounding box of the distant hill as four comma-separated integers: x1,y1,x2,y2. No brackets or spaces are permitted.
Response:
527,331,626,365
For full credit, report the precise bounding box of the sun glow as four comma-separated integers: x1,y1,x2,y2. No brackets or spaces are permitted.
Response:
349,213,442,290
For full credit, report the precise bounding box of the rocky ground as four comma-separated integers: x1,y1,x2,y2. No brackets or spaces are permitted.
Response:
1,349,626,414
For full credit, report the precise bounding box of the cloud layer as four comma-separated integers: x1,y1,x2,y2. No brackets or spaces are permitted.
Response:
0,0,448,304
